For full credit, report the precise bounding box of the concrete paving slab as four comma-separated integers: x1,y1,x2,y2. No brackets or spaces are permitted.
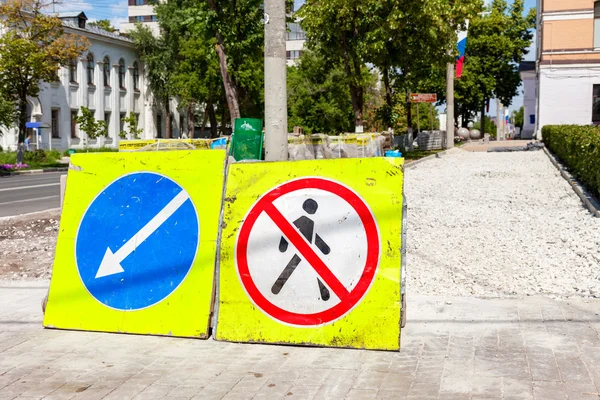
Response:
1,282,600,399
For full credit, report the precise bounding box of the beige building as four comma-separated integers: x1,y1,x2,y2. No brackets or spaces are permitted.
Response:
120,0,159,35
536,0,600,134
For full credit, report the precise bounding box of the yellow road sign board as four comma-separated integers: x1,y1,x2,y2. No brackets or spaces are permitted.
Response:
43,150,227,338
216,157,404,350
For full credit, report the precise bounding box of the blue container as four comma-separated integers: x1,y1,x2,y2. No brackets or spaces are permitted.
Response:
211,137,228,150
385,150,403,158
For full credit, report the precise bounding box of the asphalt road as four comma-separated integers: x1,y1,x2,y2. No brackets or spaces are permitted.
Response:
0,172,63,218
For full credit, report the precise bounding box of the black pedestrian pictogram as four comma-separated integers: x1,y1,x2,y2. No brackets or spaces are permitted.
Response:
272,199,331,301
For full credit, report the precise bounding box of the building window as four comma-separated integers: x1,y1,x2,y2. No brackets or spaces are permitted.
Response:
69,60,77,83
71,110,78,138
136,0,145,5
120,112,126,133
119,59,126,89
156,114,162,138
286,23,306,41
87,53,95,85
593,85,600,122
133,61,140,91
135,16,144,22
51,109,60,139
103,57,110,87
286,50,302,60
595,2,600,48
151,15,158,22
104,112,111,135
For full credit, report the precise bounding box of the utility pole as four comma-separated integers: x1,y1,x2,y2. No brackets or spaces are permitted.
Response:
445,62,454,149
264,0,288,161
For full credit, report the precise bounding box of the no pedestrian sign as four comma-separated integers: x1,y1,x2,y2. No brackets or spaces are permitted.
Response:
236,177,381,326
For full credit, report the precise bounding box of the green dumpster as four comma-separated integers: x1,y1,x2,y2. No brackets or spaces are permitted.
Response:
67,149,76,155
231,118,263,161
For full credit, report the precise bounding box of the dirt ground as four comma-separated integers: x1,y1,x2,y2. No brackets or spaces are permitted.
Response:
0,209,59,281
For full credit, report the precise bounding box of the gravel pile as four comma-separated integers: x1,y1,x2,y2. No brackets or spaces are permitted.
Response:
405,149,600,299
0,210,59,281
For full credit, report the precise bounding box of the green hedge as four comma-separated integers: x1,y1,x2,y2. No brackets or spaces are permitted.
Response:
62,147,120,157
542,125,600,199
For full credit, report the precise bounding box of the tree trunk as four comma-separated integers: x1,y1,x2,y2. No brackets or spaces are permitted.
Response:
17,96,27,163
165,100,172,139
200,107,208,138
207,0,240,126
221,103,228,136
187,103,195,138
207,102,218,138
481,97,486,137
340,34,363,132
382,67,393,129
406,90,413,134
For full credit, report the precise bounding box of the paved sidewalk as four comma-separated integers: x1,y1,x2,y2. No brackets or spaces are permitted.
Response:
1,282,600,400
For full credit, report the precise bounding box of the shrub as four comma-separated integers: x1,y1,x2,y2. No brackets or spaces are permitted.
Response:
542,125,600,199
63,147,119,157
24,149,48,163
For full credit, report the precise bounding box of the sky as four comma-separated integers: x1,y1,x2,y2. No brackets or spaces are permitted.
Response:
67,0,537,114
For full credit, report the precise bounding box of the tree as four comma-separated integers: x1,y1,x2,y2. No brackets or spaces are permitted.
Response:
120,112,143,139
154,0,224,138
366,0,478,130
0,0,89,160
0,97,16,134
514,106,524,130
299,0,371,132
88,19,116,33
178,0,267,125
454,0,535,134
287,51,354,134
130,23,176,139
74,107,107,140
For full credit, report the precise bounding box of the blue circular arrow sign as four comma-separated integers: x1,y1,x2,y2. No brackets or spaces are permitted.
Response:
76,172,199,311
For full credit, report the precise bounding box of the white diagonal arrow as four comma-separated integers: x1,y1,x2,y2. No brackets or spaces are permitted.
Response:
95,190,191,279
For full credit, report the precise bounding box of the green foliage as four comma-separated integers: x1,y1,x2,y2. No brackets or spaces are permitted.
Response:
0,149,61,167
287,51,354,134
299,0,480,130
120,112,143,139
74,107,108,140
63,147,119,157
514,106,524,130
542,125,600,199
151,0,266,125
454,0,536,124
0,0,89,143
0,96,16,133
87,19,116,32
472,118,497,137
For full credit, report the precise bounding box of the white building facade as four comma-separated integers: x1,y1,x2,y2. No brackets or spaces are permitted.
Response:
535,0,600,135
519,61,536,139
120,0,159,35
286,22,306,66
0,12,185,151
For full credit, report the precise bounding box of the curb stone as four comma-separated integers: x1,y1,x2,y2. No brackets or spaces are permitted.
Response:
543,147,600,218
405,148,456,169
6,167,68,176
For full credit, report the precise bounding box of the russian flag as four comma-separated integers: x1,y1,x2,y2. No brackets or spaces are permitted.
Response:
456,23,469,79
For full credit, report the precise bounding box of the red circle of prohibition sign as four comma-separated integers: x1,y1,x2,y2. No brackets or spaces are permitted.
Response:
236,177,380,326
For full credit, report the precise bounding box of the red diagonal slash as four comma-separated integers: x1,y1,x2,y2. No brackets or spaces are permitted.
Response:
262,202,350,301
